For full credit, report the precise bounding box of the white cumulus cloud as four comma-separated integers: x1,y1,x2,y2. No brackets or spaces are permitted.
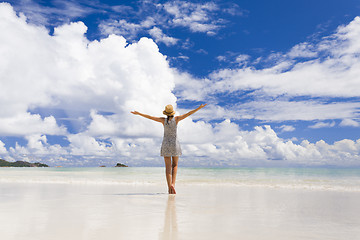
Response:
278,125,296,133
309,121,336,129
149,27,179,46
0,3,176,163
0,141,7,154
0,3,360,167
162,1,220,35
339,119,360,127
175,17,360,125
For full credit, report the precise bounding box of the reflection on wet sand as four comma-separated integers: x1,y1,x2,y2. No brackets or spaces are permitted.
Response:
160,195,178,240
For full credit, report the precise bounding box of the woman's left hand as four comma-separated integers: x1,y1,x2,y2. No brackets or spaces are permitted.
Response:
198,104,207,109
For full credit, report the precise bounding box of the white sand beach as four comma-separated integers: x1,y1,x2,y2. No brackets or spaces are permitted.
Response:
1,179,360,240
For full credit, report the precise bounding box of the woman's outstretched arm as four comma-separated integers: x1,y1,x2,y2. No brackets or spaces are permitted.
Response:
175,104,207,123
131,111,165,123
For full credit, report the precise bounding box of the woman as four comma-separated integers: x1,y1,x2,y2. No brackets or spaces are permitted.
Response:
131,104,207,194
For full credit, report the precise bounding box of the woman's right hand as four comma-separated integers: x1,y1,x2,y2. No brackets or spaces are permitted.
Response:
131,111,139,115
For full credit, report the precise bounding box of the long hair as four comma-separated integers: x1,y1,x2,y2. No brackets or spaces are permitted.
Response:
166,115,173,125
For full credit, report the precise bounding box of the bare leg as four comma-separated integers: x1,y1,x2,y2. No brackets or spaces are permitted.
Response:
171,156,179,194
164,157,173,194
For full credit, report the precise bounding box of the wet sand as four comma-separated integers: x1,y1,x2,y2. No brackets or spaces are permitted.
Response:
1,183,360,240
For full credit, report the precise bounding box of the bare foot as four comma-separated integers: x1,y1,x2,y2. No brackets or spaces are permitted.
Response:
170,185,176,194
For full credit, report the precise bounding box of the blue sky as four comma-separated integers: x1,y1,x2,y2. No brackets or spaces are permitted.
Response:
0,0,360,167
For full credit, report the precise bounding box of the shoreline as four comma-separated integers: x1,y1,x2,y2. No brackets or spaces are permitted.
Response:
1,167,359,192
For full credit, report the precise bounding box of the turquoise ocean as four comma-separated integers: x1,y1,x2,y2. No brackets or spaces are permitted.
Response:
1,167,360,192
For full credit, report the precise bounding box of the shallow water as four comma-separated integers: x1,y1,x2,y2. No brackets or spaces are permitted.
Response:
1,167,360,191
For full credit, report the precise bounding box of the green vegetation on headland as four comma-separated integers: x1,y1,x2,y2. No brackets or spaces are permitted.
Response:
0,159,49,167
115,163,128,167
98,163,128,167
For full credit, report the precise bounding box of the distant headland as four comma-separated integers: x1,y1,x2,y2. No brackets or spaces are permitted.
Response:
0,159,49,167
115,163,128,167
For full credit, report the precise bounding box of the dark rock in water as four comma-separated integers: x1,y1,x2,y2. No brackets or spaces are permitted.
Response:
115,163,128,167
0,159,49,167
